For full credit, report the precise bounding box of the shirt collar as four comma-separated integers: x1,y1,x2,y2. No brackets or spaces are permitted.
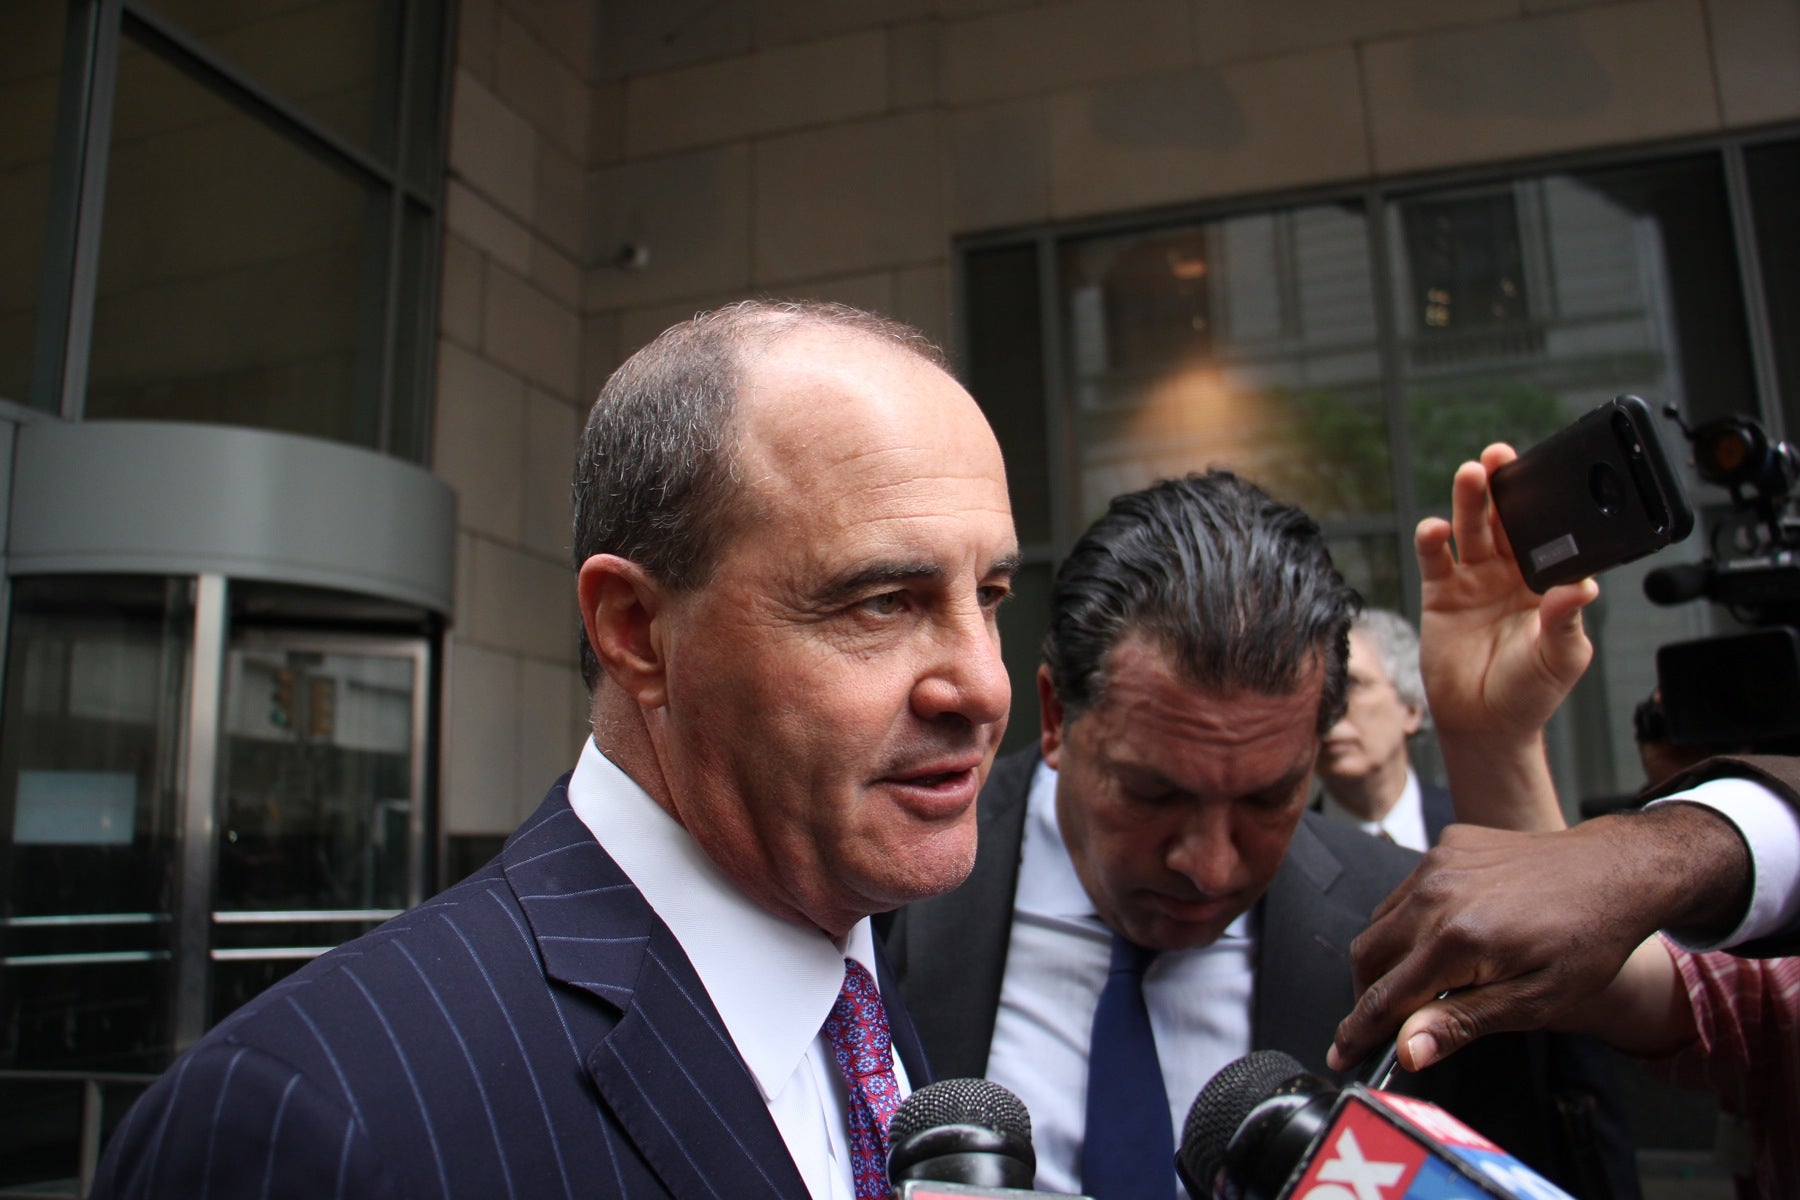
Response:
565,737,871,1101
1320,767,1428,852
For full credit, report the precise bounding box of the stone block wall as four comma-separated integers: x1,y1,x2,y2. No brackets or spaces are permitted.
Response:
434,0,1800,838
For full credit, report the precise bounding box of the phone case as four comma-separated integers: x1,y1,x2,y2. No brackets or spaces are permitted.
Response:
1490,395,1695,593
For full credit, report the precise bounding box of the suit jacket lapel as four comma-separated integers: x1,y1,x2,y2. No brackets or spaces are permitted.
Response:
504,788,811,1200
874,935,933,1087
1251,820,1367,1080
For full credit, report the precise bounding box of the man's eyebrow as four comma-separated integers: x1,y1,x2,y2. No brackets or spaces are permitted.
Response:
814,553,1022,607
987,553,1024,579
816,560,945,605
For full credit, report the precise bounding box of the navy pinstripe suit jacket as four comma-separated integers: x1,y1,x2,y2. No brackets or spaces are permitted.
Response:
92,779,933,1200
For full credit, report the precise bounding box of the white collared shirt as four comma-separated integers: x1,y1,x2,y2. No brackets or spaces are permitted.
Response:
984,760,1254,1199
1650,776,1800,950
566,738,909,1200
1318,769,1430,853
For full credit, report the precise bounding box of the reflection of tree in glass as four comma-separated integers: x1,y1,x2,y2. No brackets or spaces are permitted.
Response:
1252,380,1565,518
1403,380,1566,512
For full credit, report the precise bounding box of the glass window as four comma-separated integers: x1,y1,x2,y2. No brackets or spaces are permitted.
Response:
85,35,389,446
1391,158,1753,803
1059,203,1389,527
0,576,192,1074
134,0,404,162
1745,138,1800,437
966,244,1052,545
0,0,65,407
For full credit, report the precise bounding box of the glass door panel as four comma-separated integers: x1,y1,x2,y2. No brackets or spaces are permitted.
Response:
0,577,191,1076
210,635,425,1023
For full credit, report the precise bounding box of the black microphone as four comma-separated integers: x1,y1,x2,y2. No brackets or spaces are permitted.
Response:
1176,1050,1572,1200
1643,561,1712,605
887,1078,1037,1193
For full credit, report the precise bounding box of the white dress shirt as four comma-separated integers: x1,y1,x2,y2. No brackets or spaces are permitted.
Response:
566,738,909,1200
1318,768,1430,852
984,760,1254,1199
1650,776,1800,950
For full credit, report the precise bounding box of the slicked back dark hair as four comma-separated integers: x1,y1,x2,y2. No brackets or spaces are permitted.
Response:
571,298,948,689
1042,470,1362,733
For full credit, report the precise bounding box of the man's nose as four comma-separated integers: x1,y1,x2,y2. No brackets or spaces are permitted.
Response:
1164,805,1241,895
911,605,1011,727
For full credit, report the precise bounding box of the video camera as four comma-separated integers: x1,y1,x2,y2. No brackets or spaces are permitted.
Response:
1639,404,1800,749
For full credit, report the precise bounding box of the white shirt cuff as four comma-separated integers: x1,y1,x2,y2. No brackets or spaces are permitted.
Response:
1649,777,1800,950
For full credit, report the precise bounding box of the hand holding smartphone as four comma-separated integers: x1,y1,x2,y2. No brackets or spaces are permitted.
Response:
1489,395,1695,593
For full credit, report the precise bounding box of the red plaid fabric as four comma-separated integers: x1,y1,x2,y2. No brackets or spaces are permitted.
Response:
824,958,902,1199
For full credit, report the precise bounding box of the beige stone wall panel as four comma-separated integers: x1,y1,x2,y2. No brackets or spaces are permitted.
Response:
445,180,533,275
1362,0,1721,175
586,146,755,308
755,0,934,48
1046,50,1368,218
783,271,900,314
443,636,520,833
599,0,755,79
948,97,1052,232
941,0,1195,106
616,292,757,361
1190,0,1518,65
522,386,580,560
895,264,953,355
579,312,621,405
497,13,592,159
753,112,946,282
935,0,1052,20
889,20,944,110
626,32,889,157
449,69,538,221
626,58,758,157
514,656,587,821
497,0,596,77
461,535,577,662
1710,0,1800,125
482,263,581,396
439,234,485,349
534,139,587,264
530,234,582,311
591,79,627,165
456,0,501,88
433,340,526,540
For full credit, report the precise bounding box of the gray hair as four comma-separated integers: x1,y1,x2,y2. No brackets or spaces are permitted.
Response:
1352,608,1430,732
571,299,947,688
1041,471,1362,734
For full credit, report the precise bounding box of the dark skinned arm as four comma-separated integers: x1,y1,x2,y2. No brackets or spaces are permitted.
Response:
1328,802,1752,1072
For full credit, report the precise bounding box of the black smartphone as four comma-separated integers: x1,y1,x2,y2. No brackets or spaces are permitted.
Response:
1489,395,1695,593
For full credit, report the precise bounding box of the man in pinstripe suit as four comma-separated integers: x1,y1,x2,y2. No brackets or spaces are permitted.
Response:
92,301,1020,1200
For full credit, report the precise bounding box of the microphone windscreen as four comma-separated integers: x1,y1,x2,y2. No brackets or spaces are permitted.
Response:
1643,562,1710,605
1178,1050,1309,1192
891,1078,1033,1146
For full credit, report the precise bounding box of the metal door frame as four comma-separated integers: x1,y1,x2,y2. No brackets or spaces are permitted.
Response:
174,597,432,1049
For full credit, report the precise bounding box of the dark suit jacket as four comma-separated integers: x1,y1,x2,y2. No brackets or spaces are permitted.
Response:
93,780,930,1200
1420,779,1456,846
885,750,1637,1199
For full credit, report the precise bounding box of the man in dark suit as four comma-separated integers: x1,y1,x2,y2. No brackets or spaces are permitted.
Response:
92,301,1021,1199
1314,608,1455,850
884,471,1638,1200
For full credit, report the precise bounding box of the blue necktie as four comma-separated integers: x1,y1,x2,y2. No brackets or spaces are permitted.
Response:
1081,934,1172,1200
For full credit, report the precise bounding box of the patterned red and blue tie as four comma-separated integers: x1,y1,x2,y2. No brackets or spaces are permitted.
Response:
824,958,903,1200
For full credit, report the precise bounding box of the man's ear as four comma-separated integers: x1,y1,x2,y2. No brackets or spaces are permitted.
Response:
577,554,669,708
1037,665,1067,768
